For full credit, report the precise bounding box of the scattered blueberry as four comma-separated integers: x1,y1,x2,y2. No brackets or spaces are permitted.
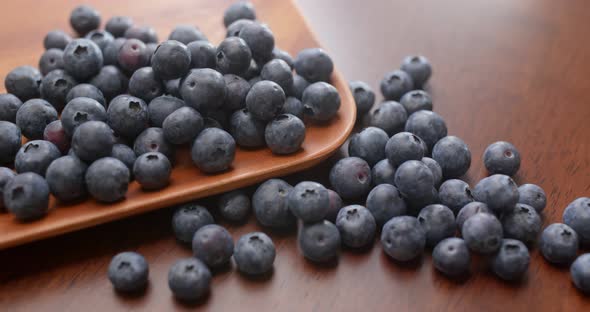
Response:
517,183,546,213
562,197,590,245
325,189,343,223
187,41,217,69
0,94,23,122
329,157,372,200
394,160,434,200
89,65,129,101
40,69,77,112
117,39,151,73
336,205,376,248
223,1,256,27
438,179,474,214
417,204,455,247
432,237,470,277
400,90,432,115
483,141,521,176
288,181,329,223
265,114,306,155
192,224,234,268
134,127,175,160
299,220,341,263
61,96,106,137
239,22,274,63
539,223,579,265
400,56,432,88
291,74,310,100
261,59,293,94
43,120,70,154
501,203,541,245
39,49,65,76
111,144,137,172
272,48,294,69
252,179,295,229
380,70,413,101
103,38,126,66
570,253,590,293
43,30,72,50
66,83,106,108
69,5,100,36
191,128,235,173
281,97,304,119
108,95,150,141
108,251,149,293
472,174,519,215
218,190,251,223
172,203,214,244
294,48,333,83
216,37,252,75
5,66,42,101
348,127,389,166
85,157,130,203
105,16,133,38
124,25,159,44
0,167,15,210
302,81,340,122
0,121,22,165
133,152,171,191
229,108,266,148
180,68,226,112
491,239,530,281
128,67,165,103
168,258,211,301
151,40,192,80
63,39,103,81
456,202,490,234
15,140,61,176
404,110,447,152
234,232,276,275
371,159,396,186
72,121,114,163
86,30,114,53
462,212,503,254
431,136,471,179
163,107,204,145
381,216,425,261
367,101,407,136
246,80,285,121
349,81,375,116
223,74,250,111
168,25,208,44
385,132,425,167
366,184,407,226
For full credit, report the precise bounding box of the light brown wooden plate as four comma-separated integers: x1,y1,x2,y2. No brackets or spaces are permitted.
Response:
0,0,355,250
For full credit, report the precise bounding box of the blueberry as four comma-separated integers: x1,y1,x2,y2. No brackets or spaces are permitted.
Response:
371,159,396,186
291,75,310,100
252,179,295,228
0,167,15,210
349,81,375,116
3,172,49,221
265,114,305,155
150,40,192,80
244,80,285,121
39,49,65,76
108,95,149,141
226,19,255,37
16,99,58,140
5,66,42,101
367,101,407,136
261,59,293,94
381,216,425,261
187,41,217,69
180,68,226,111
218,190,250,223
234,232,275,275
66,83,106,108
63,39,103,81
216,37,252,75
502,203,541,244
400,90,432,115
272,48,294,69
0,121,21,164
281,97,304,119
438,179,474,214
85,30,114,53
168,258,211,301
405,187,440,216
239,22,274,63
124,26,159,44
107,251,148,293
299,220,340,262
0,94,22,122
419,157,441,189
45,156,87,202
191,128,235,173
15,140,61,176
325,189,343,223
294,48,333,83
433,237,470,277
43,120,70,154
456,202,490,234
394,160,434,200
406,114,446,155
288,181,329,222
432,136,471,179
43,30,72,50
102,38,126,66
491,239,530,281
571,254,590,293
117,39,151,73
40,70,77,112
172,203,214,243
380,70,414,101
472,174,519,215
348,127,388,167
168,25,208,44
365,184,407,225
105,16,133,38
111,144,136,172
89,65,129,101
163,107,204,145
127,67,164,103
164,79,182,98
563,197,590,245
336,205,376,248
462,212,503,254
417,204,455,246
85,157,129,203
385,132,425,167
69,5,100,36
192,224,233,268
400,56,432,88
71,121,114,163
223,74,250,111
61,97,106,137
229,108,266,148
483,141,521,176
539,223,579,265
302,81,340,122
134,127,175,160
517,183,546,213
146,95,184,128
329,157,372,200
133,152,171,191
224,1,256,27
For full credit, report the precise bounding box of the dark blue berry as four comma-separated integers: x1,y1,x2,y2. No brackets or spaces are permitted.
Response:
261,59,293,94
40,69,77,112
63,39,103,81
252,179,295,229
299,220,340,263
272,48,294,69
43,30,72,50
0,121,21,164
223,74,250,111
491,239,530,281
168,25,208,44
456,202,490,234
418,204,455,246
385,132,425,167
218,190,251,223
66,83,106,108
192,224,234,268
0,167,15,211
348,127,388,166
133,152,171,191
234,232,275,275
163,107,204,145
438,179,474,214
563,197,590,245
483,141,521,176
108,251,148,292
336,205,376,248
367,101,407,136
168,258,211,301
128,67,164,103
152,40,192,80
349,80,375,116
134,127,175,160
105,16,133,38
294,48,333,83
124,26,158,44
432,136,471,179
69,5,100,36
0,94,22,122
117,39,151,73
394,160,434,200
72,121,114,163
89,65,129,101
462,212,503,254
501,203,541,244
172,203,214,244
281,97,304,119
229,108,266,148
380,70,413,101
472,174,519,215
239,22,274,63
39,49,65,76
433,237,470,277
371,159,396,186
15,140,61,176
111,144,136,172
85,30,114,53
291,74,310,100
3,172,49,221
180,68,226,111
400,56,432,88
85,157,129,203
400,90,432,115
539,223,579,265
187,41,217,69
191,128,235,173
570,254,590,293
223,1,256,27
302,81,340,122
518,183,546,213
265,114,305,155
246,80,285,121
288,181,329,223
108,95,149,141
329,157,372,200
381,216,425,261
46,156,87,202
365,184,406,226
216,37,252,75
5,66,42,101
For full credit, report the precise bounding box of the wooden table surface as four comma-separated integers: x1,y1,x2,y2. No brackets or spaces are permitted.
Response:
1,0,590,311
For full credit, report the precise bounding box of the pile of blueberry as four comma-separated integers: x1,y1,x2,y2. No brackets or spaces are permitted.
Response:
1,1,589,302
0,2,340,219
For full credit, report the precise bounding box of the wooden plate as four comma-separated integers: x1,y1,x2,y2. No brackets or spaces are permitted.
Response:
0,0,355,250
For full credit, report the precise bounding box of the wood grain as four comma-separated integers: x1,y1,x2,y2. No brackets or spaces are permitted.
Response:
0,0,355,250
1,0,590,311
